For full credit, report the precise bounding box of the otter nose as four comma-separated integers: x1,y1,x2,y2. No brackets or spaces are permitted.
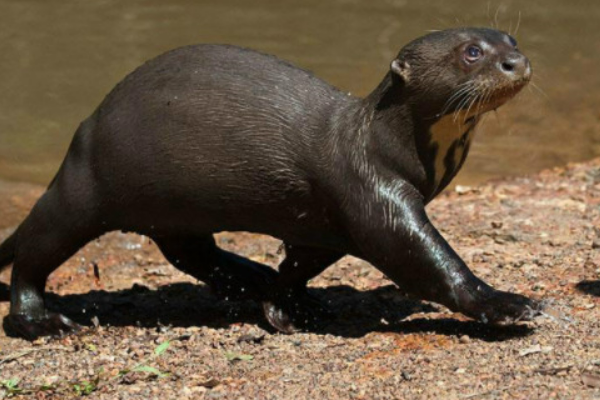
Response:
498,53,531,80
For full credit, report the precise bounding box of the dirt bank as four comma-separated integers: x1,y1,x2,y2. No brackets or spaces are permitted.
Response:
1,159,600,399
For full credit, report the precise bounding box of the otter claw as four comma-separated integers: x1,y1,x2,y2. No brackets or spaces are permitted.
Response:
473,292,542,326
263,300,299,334
262,291,332,334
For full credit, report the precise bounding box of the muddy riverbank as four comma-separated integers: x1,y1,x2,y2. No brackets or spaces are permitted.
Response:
1,158,600,399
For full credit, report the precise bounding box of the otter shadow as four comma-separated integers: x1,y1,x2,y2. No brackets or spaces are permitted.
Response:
31,282,534,342
575,280,600,297
0,282,8,301
312,285,534,342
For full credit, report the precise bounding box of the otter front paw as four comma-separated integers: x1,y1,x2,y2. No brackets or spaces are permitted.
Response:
262,290,332,334
460,289,542,325
4,313,82,340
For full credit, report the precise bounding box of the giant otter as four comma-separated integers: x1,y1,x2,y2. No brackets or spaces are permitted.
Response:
0,27,540,340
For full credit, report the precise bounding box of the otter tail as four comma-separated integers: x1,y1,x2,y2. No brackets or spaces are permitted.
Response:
0,230,16,271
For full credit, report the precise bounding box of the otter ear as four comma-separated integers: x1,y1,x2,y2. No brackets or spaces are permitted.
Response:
391,59,410,83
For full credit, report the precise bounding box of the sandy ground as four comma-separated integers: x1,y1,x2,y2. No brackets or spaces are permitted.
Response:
1,159,600,399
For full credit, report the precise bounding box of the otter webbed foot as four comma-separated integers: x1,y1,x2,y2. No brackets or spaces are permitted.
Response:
4,312,82,340
459,288,542,325
262,289,332,334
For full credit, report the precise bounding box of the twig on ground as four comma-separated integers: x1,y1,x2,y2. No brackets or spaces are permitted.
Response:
461,385,512,399
0,346,69,365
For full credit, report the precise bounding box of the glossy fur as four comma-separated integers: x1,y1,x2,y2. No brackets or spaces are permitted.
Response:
0,28,539,339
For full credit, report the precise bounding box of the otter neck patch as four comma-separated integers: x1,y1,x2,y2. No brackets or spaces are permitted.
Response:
428,112,479,195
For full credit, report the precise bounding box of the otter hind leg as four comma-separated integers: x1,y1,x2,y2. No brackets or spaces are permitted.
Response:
263,244,343,334
154,235,279,302
5,185,102,340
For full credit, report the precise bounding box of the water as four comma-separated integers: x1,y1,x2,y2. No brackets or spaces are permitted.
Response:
0,0,599,186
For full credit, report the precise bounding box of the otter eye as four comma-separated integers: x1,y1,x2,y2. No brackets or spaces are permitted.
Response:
464,45,483,63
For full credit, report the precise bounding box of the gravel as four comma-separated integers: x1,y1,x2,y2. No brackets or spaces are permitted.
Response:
2,158,600,399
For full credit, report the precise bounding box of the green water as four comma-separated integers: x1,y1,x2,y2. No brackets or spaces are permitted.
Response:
0,0,599,186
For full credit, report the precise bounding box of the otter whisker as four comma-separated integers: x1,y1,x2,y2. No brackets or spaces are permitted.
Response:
493,6,501,29
482,88,494,115
474,90,487,116
471,85,490,118
452,94,472,121
441,83,477,116
453,92,477,123
480,86,493,109
440,90,473,117
463,92,481,122
479,87,491,110
529,81,549,99
444,80,476,98
482,87,494,112
462,95,477,121
443,81,479,115
456,90,477,111
474,87,489,115
445,87,474,110
453,83,482,122
514,11,522,37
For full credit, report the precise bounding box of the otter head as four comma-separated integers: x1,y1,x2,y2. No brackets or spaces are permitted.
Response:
390,27,531,120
